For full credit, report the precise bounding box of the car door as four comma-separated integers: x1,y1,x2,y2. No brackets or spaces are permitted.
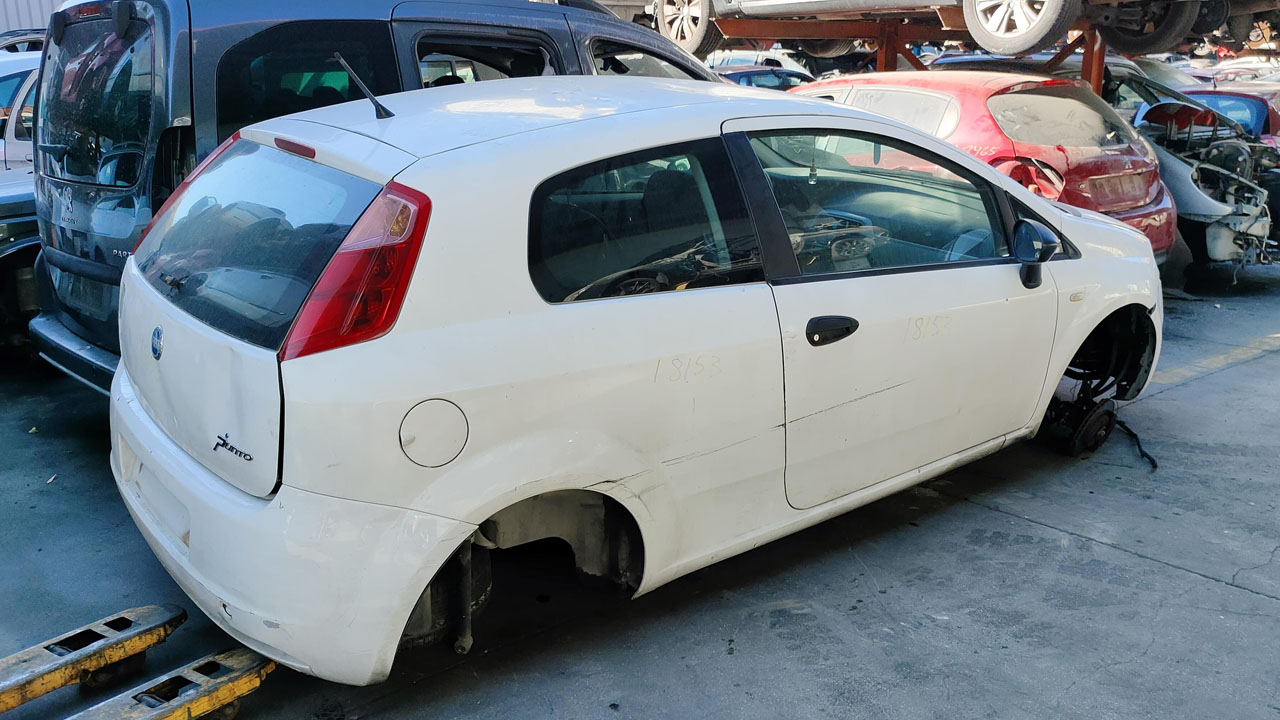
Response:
723,116,1058,510
5,71,35,169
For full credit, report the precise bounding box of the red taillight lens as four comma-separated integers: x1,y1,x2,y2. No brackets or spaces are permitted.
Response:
992,156,1065,201
133,131,241,253
279,181,431,361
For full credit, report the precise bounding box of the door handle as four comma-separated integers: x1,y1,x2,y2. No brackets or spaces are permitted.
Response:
806,316,858,346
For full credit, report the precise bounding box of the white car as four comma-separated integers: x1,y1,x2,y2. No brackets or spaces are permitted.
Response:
110,77,1162,686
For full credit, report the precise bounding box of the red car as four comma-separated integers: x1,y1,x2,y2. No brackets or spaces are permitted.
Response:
791,71,1177,263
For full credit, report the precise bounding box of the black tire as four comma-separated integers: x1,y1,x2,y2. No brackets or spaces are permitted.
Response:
656,0,723,58
963,0,1081,56
1191,0,1228,34
1097,1,1203,55
1227,14,1256,47
799,39,857,58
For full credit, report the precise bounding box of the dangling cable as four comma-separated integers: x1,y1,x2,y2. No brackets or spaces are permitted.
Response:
1116,419,1157,471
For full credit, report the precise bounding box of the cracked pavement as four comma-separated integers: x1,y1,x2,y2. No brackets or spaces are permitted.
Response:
3,267,1280,719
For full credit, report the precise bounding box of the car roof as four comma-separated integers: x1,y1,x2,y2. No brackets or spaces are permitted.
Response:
0,52,40,74
714,65,805,75
176,0,615,29
930,52,1140,73
270,76,860,159
804,69,1051,95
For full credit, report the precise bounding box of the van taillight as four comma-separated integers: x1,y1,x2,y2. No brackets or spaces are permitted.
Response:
278,181,431,361
133,131,241,252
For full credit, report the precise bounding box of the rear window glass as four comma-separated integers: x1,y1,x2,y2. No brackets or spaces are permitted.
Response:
134,141,380,350
38,17,153,186
216,21,399,142
847,87,961,138
987,84,1136,148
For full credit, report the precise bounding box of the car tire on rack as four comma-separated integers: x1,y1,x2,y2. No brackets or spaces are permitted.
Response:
1097,0,1203,55
656,0,723,57
799,39,858,58
962,0,1082,56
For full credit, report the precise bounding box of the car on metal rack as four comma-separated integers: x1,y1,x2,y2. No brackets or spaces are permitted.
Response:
792,70,1177,264
653,0,1206,61
30,0,720,394
112,76,1160,687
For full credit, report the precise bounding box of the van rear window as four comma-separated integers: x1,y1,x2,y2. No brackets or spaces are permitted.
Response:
133,141,380,350
38,17,153,186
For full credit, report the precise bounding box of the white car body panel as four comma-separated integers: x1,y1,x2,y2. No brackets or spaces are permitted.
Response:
110,77,1162,685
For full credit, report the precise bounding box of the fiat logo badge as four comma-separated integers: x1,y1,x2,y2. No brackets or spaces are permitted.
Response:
151,326,163,360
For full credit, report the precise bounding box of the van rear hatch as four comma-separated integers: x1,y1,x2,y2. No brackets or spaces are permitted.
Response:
119,129,415,496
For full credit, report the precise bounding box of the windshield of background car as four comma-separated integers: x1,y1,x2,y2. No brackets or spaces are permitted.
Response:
0,70,29,114
133,141,381,350
38,17,153,187
988,84,1137,148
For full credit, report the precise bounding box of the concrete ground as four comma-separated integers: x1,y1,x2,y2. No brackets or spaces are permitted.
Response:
3,268,1280,720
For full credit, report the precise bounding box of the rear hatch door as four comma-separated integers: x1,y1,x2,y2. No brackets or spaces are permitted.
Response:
119,124,414,496
36,0,190,352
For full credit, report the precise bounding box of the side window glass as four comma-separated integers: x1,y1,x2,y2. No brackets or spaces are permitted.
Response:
15,81,35,140
747,131,1006,276
215,21,399,142
530,139,764,303
416,39,557,89
592,41,697,79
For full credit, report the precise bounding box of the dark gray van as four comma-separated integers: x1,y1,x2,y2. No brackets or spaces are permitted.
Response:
31,0,717,392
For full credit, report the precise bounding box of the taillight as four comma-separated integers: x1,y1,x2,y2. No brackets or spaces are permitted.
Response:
279,181,431,361
991,156,1065,201
133,131,241,252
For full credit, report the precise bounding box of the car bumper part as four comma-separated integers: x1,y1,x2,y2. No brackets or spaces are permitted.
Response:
29,311,117,395
110,368,474,686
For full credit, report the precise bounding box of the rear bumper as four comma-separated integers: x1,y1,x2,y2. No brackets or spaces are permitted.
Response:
1106,186,1178,260
110,367,475,685
29,311,117,394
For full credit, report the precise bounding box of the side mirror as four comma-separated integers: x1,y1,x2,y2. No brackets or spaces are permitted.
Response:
1012,218,1059,290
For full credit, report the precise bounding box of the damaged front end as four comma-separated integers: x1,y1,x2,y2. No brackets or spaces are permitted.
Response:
1139,101,1278,270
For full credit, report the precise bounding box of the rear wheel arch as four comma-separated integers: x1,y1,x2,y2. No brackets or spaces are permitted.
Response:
398,488,648,651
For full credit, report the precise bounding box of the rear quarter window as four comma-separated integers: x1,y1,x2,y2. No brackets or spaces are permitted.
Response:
846,87,961,138
133,141,380,349
529,139,763,302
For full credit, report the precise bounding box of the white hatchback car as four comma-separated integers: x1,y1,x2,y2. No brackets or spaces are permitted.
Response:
111,77,1161,685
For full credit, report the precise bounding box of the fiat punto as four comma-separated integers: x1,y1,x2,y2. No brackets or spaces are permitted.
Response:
111,77,1161,685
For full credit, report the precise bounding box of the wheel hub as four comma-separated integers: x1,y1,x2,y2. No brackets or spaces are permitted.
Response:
974,0,1046,38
